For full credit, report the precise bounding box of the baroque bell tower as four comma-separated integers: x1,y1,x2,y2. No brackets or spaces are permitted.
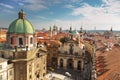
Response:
6,10,47,80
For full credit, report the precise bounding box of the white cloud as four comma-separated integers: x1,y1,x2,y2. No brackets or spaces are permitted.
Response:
36,16,47,20
64,0,83,3
102,0,120,15
18,3,24,6
3,0,120,30
50,12,54,15
51,0,62,4
24,0,44,4
31,0,120,30
37,17,120,30
70,0,83,3
72,3,105,17
20,0,83,11
0,3,14,9
25,4,47,11
12,0,47,11
66,0,120,30
65,4,74,9
2,9,15,14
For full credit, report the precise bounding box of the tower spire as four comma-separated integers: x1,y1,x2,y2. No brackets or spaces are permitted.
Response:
110,27,113,32
69,26,72,33
80,26,83,33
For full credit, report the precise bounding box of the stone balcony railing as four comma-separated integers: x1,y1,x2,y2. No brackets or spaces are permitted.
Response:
58,52,84,58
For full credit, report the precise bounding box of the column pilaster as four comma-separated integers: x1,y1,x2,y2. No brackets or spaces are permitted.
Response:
73,59,78,70
81,60,84,71
63,58,67,69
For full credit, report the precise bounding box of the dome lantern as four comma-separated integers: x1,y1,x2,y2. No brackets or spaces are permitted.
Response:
18,9,26,19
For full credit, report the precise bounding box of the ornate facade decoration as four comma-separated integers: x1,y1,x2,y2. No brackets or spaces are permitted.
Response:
58,39,85,71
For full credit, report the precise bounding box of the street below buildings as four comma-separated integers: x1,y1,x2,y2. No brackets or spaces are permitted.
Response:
47,63,92,80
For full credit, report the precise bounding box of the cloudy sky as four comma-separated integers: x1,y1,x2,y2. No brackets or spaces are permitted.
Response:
0,0,120,30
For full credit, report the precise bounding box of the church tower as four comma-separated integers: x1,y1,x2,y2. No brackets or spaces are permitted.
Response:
69,26,72,33
79,26,84,42
49,26,53,38
110,27,113,32
6,10,47,80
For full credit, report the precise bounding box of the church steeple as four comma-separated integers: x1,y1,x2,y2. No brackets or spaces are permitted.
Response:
80,26,83,33
110,27,113,32
59,27,62,33
18,9,26,19
49,26,52,37
49,26,52,31
69,26,72,33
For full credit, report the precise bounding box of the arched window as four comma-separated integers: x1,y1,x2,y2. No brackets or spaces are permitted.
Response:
35,71,40,79
30,37,33,44
1,54,4,58
60,59,63,68
10,37,13,44
19,38,23,45
67,58,73,69
52,57,57,67
77,61,81,70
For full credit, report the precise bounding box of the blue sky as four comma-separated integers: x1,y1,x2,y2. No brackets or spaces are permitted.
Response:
0,0,120,30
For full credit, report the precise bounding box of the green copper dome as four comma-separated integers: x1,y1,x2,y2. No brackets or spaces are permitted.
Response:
8,19,35,34
8,10,35,34
69,30,79,35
